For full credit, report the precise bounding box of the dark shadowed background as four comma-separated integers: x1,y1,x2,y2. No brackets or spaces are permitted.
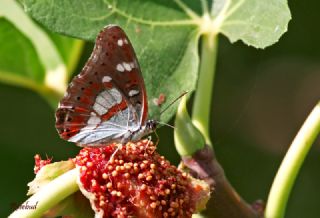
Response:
1,0,320,217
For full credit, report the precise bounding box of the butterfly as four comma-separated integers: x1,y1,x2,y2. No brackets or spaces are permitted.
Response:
55,25,157,146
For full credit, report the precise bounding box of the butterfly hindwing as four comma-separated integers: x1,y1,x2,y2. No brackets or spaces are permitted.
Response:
55,25,148,145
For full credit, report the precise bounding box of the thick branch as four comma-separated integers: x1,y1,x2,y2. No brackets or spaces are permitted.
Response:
182,145,263,218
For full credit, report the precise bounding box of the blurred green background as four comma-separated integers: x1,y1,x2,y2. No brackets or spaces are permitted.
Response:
1,0,320,217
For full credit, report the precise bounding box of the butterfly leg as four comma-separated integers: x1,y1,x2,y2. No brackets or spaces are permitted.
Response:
144,135,157,155
107,144,123,165
154,130,160,147
151,131,160,154
106,131,131,163
146,135,152,147
143,136,152,156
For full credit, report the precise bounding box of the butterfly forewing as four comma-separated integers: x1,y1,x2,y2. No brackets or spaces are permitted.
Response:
55,25,148,145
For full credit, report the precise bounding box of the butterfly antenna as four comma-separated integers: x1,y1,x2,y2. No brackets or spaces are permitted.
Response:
156,121,175,129
159,91,188,115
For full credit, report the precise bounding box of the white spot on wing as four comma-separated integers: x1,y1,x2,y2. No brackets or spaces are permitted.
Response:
116,64,125,72
128,89,139,97
87,114,101,125
92,54,98,63
124,39,128,44
123,62,132,71
130,62,135,68
92,45,102,63
93,89,123,115
117,39,123,46
102,76,112,83
93,103,108,115
109,88,122,103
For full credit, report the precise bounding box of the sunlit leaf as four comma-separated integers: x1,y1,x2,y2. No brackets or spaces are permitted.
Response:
0,0,83,106
212,0,291,48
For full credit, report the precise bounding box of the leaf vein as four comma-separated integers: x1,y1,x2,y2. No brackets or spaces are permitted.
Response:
104,0,197,27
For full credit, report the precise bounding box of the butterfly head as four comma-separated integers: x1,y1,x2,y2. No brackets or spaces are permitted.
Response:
146,119,158,132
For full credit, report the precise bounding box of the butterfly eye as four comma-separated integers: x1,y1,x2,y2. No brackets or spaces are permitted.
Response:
146,120,157,130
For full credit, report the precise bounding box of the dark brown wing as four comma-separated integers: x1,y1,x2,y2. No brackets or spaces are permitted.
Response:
55,25,148,144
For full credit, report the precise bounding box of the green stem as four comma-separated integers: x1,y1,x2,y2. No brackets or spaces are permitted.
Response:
192,33,218,146
9,169,79,218
265,101,320,218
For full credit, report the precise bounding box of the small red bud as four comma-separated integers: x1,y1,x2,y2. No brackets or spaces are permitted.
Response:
34,154,52,174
